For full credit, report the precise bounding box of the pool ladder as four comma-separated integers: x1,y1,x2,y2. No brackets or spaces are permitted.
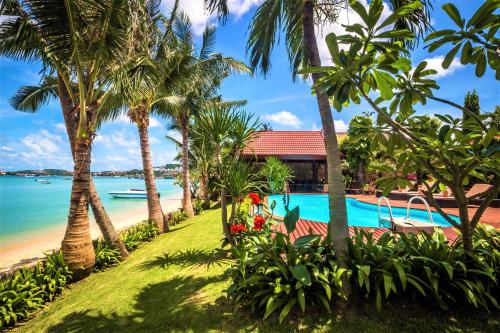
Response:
377,196,434,229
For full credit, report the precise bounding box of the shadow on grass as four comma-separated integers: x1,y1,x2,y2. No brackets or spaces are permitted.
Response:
139,248,231,271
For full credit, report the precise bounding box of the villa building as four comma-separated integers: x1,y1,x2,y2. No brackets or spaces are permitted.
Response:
242,130,347,192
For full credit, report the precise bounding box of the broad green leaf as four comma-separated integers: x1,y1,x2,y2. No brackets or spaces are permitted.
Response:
442,43,461,69
425,29,456,41
325,33,340,61
393,261,407,289
373,71,394,100
297,288,305,312
294,235,320,248
475,53,486,77
290,264,312,286
279,299,297,324
349,0,369,26
461,41,472,64
284,206,300,234
442,4,464,28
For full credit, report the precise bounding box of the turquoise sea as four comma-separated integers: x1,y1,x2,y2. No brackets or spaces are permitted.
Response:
0,176,182,243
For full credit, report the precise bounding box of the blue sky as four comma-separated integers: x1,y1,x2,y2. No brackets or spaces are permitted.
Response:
0,0,498,171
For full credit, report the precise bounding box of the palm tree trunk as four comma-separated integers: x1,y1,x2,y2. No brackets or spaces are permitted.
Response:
56,74,128,259
136,109,166,232
216,144,234,243
181,116,195,217
201,171,210,209
303,0,350,295
61,135,95,280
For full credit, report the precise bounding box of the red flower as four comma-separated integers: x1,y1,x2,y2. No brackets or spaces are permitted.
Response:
253,215,266,231
230,224,248,234
248,192,262,205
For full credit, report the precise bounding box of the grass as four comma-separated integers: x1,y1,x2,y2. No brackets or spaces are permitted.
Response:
13,207,499,333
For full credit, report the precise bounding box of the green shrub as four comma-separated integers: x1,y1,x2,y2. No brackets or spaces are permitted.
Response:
170,209,189,225
120,221,159,251
0,251,71,328
93,239,121,272
348,227,499,312
193,199,204,215
226,231,348,323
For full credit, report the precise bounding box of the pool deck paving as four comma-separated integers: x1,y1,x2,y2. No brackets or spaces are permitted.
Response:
274,194,499,244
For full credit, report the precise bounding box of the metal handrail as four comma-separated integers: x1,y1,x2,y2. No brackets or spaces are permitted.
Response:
406,196,434,224
377,196,394,228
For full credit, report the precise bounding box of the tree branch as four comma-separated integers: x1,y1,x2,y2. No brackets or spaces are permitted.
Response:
426,95,488,132
470,178,500,229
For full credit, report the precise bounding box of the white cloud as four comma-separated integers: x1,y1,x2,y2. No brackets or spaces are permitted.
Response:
254,94,310,105
149,117,162,128
105,155,127,162
311,122,319,130
55,123,67,132
161,0,261,35
166,130,182,143
334,120,348,132
418,56,464,79
18,129,71,167
114,114,132,125
316,1,392,65
0,145,14,152
149,136,162,144
263,111,302,128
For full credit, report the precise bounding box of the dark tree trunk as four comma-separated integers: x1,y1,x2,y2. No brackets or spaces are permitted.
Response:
56,74,128,259
216,145,233,243
181,115,195,217
61,135,95,280
200,171,210,209
303,0,351,295
135,107,167,232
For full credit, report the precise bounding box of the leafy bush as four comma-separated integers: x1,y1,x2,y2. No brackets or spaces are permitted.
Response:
193,199,204,215
0,251,71,328
226,195,349,323
93,239,121,272
259,157,293,194
120,220,159,251
349,227,499,312
170,209,189,225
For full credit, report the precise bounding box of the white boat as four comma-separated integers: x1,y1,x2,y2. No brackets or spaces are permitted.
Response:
39,179,51,184
25,174,35,178
108,189,147,198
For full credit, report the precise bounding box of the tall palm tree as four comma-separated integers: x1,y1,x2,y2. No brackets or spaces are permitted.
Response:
2,0,131,279
194,101,257,243
1,0,129,260
206,0,433,292
8,77,129,259
163,14,250,217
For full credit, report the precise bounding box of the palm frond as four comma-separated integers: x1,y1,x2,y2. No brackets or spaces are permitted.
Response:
199,25,216,60
204,0,229,23
9,76,58,112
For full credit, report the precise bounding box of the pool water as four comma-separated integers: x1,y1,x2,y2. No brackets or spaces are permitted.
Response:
268,194,459,227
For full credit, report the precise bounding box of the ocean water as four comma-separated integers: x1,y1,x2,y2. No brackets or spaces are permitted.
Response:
0,176,182,242
268,194,460,227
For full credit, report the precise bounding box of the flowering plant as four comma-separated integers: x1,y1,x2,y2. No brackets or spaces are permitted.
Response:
253,215,266,231
406,173,417,181
248,192,262,205
230,224,248,234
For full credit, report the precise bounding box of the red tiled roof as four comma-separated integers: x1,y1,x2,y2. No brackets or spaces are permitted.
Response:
242,130,347,161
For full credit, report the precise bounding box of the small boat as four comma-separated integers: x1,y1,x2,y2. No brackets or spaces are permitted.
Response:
108,189,147,199
39,179,51,184
25,174,35,178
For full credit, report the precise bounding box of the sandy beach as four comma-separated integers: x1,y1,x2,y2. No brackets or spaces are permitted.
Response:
0,197,181,272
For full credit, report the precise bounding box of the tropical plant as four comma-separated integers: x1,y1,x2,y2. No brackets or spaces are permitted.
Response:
206,0,433,292
305,0,499,250
194,101,259,243
342,115,373,186
93,239,122,272
349,227,499,312
120,221,160,251
259,157,294,194
0,0,129,262
0,251,71,328
226,195,349,323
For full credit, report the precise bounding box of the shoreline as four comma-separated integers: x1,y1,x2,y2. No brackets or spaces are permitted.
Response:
0,197,182,272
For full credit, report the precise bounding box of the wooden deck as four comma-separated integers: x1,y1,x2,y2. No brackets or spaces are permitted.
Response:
272,194,500,244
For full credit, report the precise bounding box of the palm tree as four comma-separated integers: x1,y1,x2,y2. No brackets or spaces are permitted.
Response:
162,14,250,217
1,0,131,277
194,101,257,243
206,0,434,292
8,76,129,259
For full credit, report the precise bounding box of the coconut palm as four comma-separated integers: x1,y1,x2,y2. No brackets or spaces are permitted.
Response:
8,76,129,259
162,14,250,217
205,0,434,291
1,0,131,277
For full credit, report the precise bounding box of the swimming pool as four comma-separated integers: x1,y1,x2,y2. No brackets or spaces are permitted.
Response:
267,194,459,227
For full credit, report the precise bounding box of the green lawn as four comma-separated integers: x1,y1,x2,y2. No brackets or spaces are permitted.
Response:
14,207,499,333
